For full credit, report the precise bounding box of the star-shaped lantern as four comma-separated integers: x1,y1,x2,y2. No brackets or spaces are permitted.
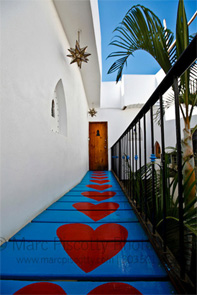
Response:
88,108,97,117
67,40,91,69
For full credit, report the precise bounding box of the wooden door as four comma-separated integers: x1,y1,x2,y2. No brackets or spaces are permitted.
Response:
89,122,108,171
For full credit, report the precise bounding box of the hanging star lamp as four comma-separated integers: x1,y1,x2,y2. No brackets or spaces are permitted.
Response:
88,108,97,117
67,31,91,68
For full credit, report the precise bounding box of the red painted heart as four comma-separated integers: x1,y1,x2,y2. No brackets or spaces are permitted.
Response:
14,282,66,294
92,175,107,178
91,176,109,179
90,180,110,184
73,202,119,211
82,191,116,201
56,223,128,273
72,202,119,221
86,184,112,190
91,176,107,178
88,282,142,294
56,223,127,241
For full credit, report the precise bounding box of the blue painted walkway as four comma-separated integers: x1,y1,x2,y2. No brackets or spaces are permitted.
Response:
0,171,176,294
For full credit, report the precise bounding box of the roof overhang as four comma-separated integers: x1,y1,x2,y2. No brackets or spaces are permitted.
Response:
53,0,101,107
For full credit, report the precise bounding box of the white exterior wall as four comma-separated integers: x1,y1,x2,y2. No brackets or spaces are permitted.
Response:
1,0,89,241
101,82,121,108
122,75,157,108
155,69,165,85
100,73,162,110
164,115,197,148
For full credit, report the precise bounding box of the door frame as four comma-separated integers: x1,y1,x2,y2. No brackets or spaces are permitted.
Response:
88,121,108,171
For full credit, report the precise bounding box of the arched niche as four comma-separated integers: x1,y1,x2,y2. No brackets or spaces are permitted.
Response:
51,79,67,137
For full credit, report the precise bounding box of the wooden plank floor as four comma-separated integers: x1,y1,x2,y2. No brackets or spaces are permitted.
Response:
0,171,176,294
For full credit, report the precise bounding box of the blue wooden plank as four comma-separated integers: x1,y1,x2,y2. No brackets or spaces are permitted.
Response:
72,183,122,189
32,210,138,223
47,201,132,211
82,178,117,182
84,173,114,177
0,241,168,280
64,191,125,196
86,175,110,178
0,280,176,294
84,171,113,175
82,176,112,181
80,180,118,184
71,187,122,192
82,173,115,178
80,181,118,185
83,173,113,176
76,183,121,188
10,222,148,242
58,195,128,202
80,182,118,186
82,177,111,179
89,171,109,174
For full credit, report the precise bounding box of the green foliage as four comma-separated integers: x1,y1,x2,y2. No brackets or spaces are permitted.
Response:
176,0,189,58
123,152,197,262
176,0,190,115
153,62,197,125
107,5,174,82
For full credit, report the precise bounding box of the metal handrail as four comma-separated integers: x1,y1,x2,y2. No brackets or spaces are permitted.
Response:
111,35,197,292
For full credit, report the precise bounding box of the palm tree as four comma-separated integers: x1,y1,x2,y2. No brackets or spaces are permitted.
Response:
107,0,196,205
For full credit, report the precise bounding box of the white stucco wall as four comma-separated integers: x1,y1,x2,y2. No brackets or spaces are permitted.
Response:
1,0,89,241
122,74,157,108
164,115,197,148
155,68,165,85
101,82,121,108
100,73,162,110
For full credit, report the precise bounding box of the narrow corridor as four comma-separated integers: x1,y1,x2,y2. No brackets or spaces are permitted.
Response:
1,171,175,294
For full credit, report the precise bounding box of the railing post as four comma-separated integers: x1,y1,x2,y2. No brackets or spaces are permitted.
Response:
122,135,125,187
173,77,185,279
134,124,138,207
144,114,147,222
150,106,156,234
126,132,129,194
119,140,121,181
159,94,167,252
132,128,134,200
115,143,118,175
138,120,142,212
129,129,132,199
111,146,113,172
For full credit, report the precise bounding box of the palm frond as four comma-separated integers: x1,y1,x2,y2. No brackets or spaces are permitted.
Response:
154,60,197,125
108,56,129,83
107,5,174,82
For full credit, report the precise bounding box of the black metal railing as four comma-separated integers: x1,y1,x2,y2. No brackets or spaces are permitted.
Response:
111,36,196,292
